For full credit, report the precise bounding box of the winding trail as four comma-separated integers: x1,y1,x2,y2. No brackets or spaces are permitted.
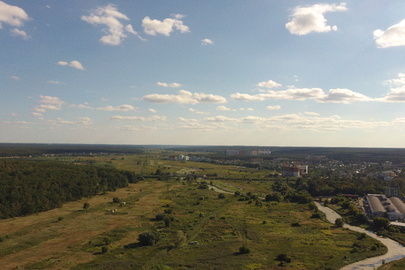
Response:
315,202,405,270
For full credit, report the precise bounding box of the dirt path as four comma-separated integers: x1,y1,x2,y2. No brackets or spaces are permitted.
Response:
0,181,167,269
315,202,405,270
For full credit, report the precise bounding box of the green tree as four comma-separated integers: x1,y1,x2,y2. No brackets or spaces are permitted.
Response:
373,217,390,230
335,218,344,227
83,202,90,210
138,231,161,246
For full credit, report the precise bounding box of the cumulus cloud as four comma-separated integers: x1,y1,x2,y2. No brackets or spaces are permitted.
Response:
156,82,182,88
217,105,235,111
143,90,227,104
57,60,85,70
110,115,166,121
379,88,405,102
257,80,282,89
385,73,405,86
231,88,324,101
0,1,29,32
96,105,137,111
266,105,281,110
374,20,405,48
200,113,389,132
188,108,209,115
142,14,190,36
148,109,157,113
231,87,371,104
318,88,372,103
54,117,92,126
10,28,29,39
82,4,143,45
201,38,214,45
33,95,64,115
286,3,347,35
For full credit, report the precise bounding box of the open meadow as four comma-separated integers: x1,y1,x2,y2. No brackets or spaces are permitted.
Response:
0,154,389,269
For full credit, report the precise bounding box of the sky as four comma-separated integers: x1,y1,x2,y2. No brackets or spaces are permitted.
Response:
2,0,405,147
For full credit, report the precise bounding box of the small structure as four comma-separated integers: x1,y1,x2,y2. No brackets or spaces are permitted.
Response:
281,165,308,177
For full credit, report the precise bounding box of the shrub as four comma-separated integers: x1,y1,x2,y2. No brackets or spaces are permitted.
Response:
276,254,291,263
373,217,390,230
112,197,121,203
218,193,226,199
291,222,301,227
101,246,109,254
138,231,161,246
311,212,321,219
83,202,90,210
155,213,166,221
335,218,344,228
239,245,250,254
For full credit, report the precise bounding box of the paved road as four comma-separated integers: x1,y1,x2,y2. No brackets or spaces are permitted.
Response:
315,202,405,270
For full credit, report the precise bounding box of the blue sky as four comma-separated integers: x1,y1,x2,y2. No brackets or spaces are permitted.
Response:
2,1,405,147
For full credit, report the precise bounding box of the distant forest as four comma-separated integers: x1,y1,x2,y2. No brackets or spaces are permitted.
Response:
0,160,141,219
0,143,144,157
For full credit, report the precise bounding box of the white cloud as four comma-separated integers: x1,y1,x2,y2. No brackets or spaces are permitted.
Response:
143,90,226,104
96,105,137,111
231,88,324,101
266,105,281,110
318,88,372,103
257,80,282,89
142,14,190,36
379,73,405,102
385,73,405,86
10,28,29,39
57,60,85,70
286,3,347,35
374,20,405,48
188,108,209,115
47,80,62,84
77,117,93,125
379,88,405,102
0,1,29,28
177,117,198,122
82,4,143,45
217,105,235,111
10,75,20,80
156,82,182,88
70,104,93,110
33,95,64,114
148,109,157,113
201,38,214,45
111,115,166,121
231,87,371,103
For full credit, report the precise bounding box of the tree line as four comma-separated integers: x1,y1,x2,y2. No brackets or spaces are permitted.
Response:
0,160,141,218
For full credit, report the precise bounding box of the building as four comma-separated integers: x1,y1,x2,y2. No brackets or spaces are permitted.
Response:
281,165,308,177
366,194,405,221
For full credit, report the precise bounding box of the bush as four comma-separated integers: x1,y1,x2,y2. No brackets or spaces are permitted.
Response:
112,197,121,203
138,231,161,246
218,193,226,199
101,246,109,254
155,213,166,221
276,254,291,263
335,218,344,228
373,217,390,230
239,245,250,254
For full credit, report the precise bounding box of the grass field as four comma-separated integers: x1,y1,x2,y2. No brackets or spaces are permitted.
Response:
0,154,388,269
